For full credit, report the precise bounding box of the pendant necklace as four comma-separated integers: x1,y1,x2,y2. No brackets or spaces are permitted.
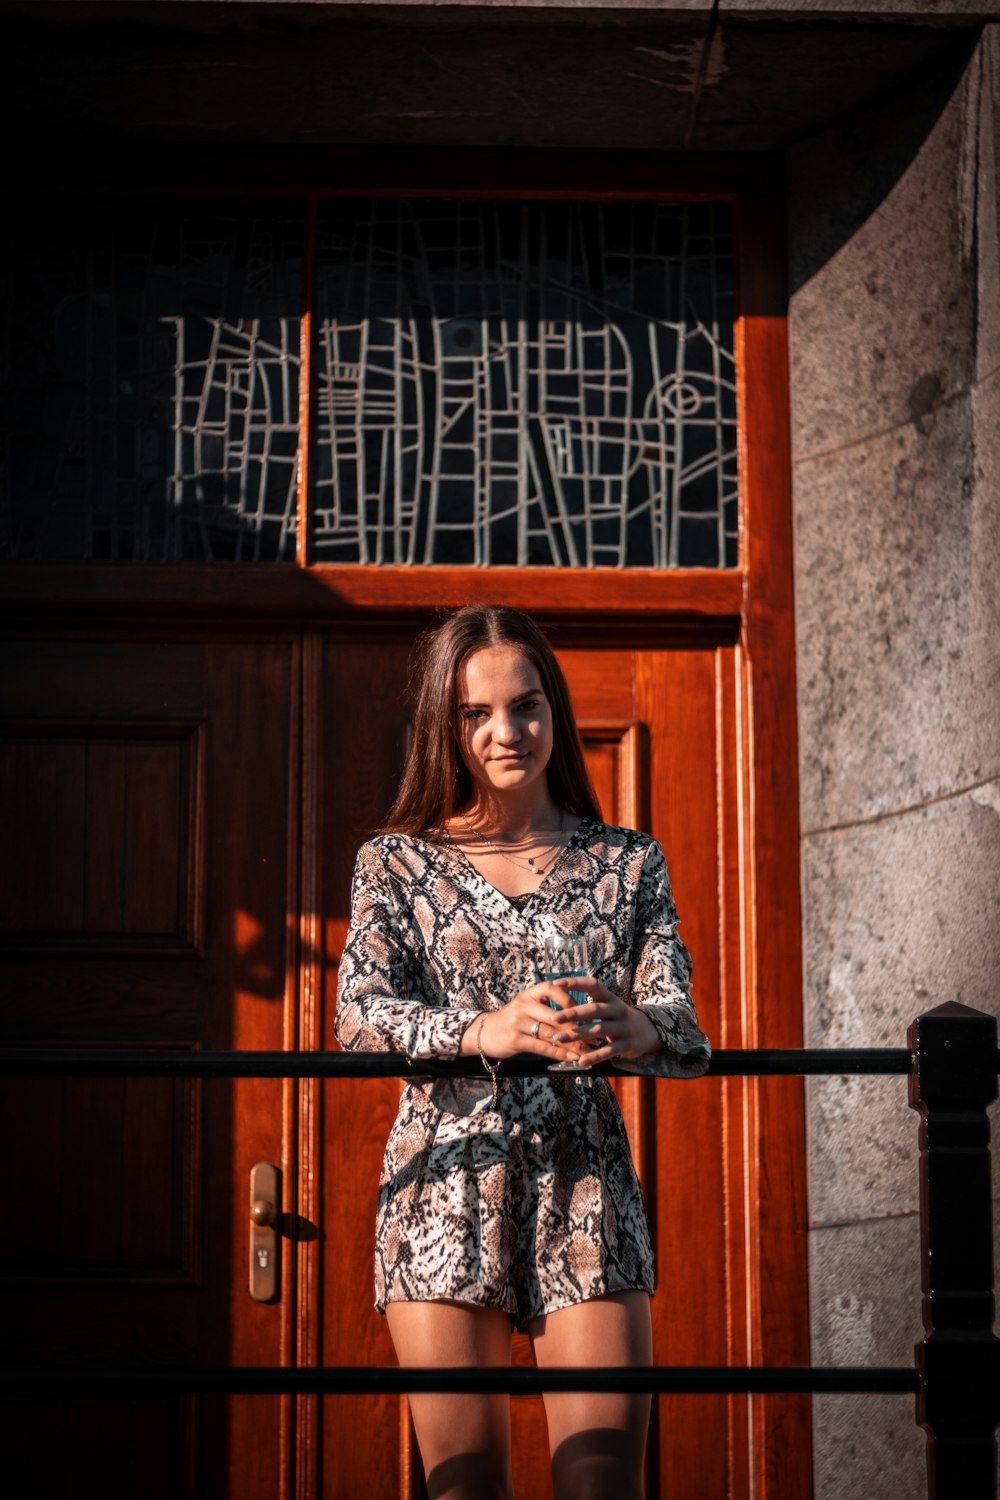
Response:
462,810,564,875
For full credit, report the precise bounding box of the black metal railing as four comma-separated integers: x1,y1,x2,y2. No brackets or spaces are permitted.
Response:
2,999,999,1499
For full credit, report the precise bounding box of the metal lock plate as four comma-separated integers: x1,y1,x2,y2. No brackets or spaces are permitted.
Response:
249,1161,281,1303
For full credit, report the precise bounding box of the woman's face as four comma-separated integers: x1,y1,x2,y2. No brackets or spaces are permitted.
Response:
455,644,554,802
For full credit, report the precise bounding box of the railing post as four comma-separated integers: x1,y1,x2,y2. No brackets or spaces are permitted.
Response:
909,1001,1000,1498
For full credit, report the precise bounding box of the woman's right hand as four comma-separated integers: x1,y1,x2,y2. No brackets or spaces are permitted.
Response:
462,979,600,1064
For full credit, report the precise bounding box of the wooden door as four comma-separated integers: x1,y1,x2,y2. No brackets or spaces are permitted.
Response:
0,630,299,1498
0,153,808,1498
310,608,806,1500
292,167,809,1500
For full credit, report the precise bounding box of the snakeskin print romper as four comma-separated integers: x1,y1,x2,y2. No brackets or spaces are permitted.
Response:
335,820,710,1330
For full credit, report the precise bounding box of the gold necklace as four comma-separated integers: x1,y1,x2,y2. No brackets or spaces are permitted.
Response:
462,811,564,875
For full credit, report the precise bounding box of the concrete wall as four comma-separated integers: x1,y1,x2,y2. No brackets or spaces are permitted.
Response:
787,25,1000,1499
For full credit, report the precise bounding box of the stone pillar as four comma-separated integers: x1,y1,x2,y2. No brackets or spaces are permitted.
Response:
786,27,1000,1500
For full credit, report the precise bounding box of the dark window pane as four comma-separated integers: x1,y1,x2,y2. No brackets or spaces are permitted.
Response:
1,199,303,562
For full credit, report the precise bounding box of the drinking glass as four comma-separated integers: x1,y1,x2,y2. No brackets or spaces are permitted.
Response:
541,932,601,1073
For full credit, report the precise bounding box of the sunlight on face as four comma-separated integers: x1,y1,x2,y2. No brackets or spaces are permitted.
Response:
455,645,554,800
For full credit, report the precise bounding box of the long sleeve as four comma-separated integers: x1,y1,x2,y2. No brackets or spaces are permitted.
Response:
616,838,711,1078
334,840,480,1059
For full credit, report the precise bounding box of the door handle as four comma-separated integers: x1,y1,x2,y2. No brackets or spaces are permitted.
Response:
249,1161,281,1303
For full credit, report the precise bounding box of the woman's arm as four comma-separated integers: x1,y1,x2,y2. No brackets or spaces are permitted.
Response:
565,838,711,1078
334,841,479,1059
622,838,711,1076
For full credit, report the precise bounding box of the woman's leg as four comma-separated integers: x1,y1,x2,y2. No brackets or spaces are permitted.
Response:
386,1301,514,1500
528,1291,653,1500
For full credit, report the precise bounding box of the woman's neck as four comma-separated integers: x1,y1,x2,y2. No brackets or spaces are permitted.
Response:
460,786,562,841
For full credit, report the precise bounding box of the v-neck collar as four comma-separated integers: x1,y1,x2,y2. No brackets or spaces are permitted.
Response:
433,817,591,913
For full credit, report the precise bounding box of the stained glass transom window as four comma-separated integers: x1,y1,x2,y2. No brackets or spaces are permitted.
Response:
1,201,303,562
312,200,737,568
1,196,738,568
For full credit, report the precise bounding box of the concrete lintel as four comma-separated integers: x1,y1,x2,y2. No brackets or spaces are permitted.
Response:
721,1,999,17
2,0,992,16
0,1,715,16
2,2,984,150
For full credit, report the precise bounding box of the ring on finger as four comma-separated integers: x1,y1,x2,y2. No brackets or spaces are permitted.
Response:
529,1020,541,1039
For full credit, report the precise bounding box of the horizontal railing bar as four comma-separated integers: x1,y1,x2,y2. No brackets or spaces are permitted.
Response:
0,1365,920,1398
0,1047,922,1078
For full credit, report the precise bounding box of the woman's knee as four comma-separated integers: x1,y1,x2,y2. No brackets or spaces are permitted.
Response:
550,1427,644,1500
424,1451,513,1500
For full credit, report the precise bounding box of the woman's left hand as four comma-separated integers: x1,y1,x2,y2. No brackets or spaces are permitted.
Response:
557,976,662,1064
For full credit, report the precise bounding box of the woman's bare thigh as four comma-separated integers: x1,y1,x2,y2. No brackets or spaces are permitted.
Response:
386,1301,514,1500
528,1291,653,1500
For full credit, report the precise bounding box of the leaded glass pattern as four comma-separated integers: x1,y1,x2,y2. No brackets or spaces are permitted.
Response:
312,200,737,568
1,201,303,562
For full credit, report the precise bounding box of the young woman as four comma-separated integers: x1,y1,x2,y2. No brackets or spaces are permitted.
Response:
335,605,710,1500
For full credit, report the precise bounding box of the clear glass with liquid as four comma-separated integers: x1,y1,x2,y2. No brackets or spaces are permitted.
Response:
541,933,601,1073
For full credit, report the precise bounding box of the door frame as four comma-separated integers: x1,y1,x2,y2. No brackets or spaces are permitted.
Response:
2,149,808,1499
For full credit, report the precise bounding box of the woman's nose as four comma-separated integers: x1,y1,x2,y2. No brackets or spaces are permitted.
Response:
495,716,520,743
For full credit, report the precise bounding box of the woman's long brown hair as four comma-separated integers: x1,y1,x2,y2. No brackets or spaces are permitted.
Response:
382,606,602,835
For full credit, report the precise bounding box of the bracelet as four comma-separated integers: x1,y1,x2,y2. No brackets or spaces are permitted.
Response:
476,1014,502,1108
